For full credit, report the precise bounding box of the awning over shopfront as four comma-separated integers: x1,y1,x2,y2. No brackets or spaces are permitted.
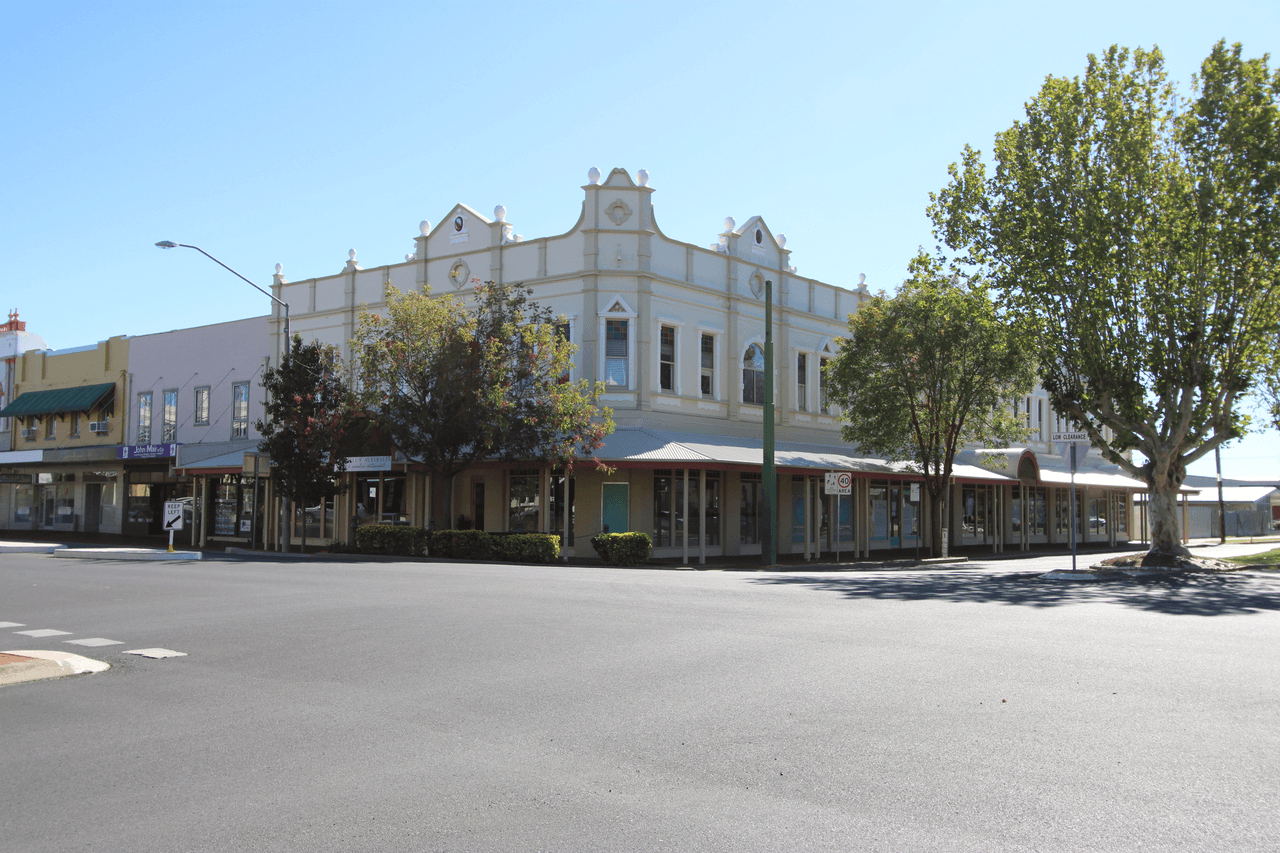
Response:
0,382,115,418
596,428,900,474
175,441,265,475
595,428,1155,490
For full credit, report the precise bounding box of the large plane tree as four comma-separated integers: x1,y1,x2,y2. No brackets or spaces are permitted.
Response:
929,41,1280,561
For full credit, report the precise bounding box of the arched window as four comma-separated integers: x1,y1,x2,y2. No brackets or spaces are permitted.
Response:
742,344,765,405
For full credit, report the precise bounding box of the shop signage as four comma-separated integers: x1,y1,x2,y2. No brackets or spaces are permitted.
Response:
0,473,33,484
345,455,392,472
118,443,179,459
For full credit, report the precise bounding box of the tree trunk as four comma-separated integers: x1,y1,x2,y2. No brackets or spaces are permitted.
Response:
443,472,455,530
1147,479,1190,558
929,486,946,559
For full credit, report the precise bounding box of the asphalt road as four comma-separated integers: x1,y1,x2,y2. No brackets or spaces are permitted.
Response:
2,546,1278,852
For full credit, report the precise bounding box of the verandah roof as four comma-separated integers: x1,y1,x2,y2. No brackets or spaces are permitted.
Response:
0,383,115,418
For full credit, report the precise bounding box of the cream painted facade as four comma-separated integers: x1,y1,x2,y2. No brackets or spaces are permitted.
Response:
270,167,1145,561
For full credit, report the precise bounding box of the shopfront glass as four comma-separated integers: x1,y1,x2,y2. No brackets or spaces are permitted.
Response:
508,470,540,532
354,474,408,527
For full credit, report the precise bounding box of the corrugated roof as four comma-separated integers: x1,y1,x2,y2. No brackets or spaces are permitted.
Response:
0,383,115,418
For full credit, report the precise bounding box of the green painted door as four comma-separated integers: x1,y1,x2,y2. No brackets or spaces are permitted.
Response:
602,483,629,534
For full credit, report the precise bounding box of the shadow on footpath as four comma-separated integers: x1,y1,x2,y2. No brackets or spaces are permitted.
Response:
748,569,1280,616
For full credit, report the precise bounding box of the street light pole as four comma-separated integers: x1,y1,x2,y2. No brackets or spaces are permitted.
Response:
156,241,292,553
155,242,290,355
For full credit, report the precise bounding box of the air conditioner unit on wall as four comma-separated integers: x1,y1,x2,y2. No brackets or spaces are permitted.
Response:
89,420,110,434
20,428,37,439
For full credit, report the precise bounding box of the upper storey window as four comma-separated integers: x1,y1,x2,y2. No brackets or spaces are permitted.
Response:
743,344,765,405
605,319,629,387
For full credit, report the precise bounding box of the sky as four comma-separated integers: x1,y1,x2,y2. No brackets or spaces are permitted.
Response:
4,0,1277,481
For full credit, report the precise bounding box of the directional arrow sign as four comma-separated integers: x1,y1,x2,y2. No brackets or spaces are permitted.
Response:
163,501,184,531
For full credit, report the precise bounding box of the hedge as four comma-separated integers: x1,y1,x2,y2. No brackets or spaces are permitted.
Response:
352,525,429,557
349,526,560,564
590,532,653,566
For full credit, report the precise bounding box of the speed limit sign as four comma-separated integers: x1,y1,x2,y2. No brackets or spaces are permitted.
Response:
824,472,852,495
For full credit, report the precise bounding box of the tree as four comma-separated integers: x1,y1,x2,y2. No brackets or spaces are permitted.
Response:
826,251,1036,557
256,336,356,552
930,42,1280,560
354,281,614,529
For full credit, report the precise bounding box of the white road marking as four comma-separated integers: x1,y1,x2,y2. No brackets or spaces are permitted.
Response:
65,638,124,647
0,622,26,628
123,648,187,659
14,629,72,637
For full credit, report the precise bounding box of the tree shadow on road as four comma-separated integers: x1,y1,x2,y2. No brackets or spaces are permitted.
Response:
749,569,1280,616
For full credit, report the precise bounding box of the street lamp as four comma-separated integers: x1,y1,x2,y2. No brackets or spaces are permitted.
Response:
156,240,292,553
154,242,290,357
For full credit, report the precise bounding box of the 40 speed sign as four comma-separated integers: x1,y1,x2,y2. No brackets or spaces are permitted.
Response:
824,472,852,495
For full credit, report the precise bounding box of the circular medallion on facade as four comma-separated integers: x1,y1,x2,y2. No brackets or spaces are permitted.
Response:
449,259,470,289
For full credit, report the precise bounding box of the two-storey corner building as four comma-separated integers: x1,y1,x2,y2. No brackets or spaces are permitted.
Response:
127,316,273,548
271,167,1146,560
0,333,129,534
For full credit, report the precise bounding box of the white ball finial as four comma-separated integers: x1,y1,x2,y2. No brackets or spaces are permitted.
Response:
419,220,430,236
494,204,506,222
637,168,649,186
777,233,787,248
858,273,867,286
349,249,357,260
588,166,601,184
724,216,736,232
274,263,283,275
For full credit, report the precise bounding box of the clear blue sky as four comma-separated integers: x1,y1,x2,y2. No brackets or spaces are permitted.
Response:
5,0,1277,481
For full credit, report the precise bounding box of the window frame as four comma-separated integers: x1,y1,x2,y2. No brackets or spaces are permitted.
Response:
742,343,766,406
137,391,153,444
194,386,211,426
697,328,721,400
162,388,178,443
231,382,250,439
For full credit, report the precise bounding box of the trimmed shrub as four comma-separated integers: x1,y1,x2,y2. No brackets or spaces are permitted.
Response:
425,529,494,560
491,533,561,565
591,532,653,566
353,525,428,557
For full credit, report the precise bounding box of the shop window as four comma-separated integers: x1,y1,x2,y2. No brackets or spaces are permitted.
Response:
298,497,335,541
962,485,990,538
550,473,574,545
659,325,676,392
13,484,33,523
509,469,540,532
195,386,210,426
1055,489,1082,538
1089,496,1108,536
740,473,761,545
742,344,765,405
137,392,153,444
163,389,178,442
1012,486,1048,536
354,474,408,527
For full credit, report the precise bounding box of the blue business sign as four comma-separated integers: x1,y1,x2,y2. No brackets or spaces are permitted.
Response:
118,443,179,459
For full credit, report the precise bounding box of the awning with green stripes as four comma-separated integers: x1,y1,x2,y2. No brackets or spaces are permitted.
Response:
0,383,116,418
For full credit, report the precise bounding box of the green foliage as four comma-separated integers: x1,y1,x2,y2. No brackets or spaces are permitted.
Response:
352,525,429,557
490,533,561,564
424,529,494,560
825,251,1035,555
590,532,653,566
929,41,1280,554
353,282,615,528
256,337,357,550
346,527,559,564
